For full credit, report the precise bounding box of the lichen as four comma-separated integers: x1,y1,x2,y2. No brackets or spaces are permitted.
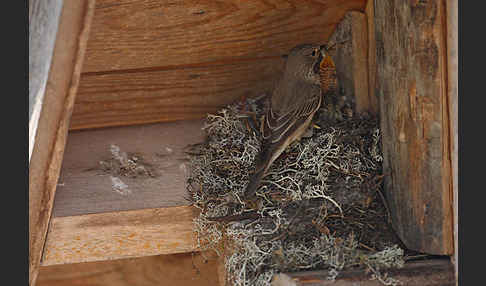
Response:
187,97,404,285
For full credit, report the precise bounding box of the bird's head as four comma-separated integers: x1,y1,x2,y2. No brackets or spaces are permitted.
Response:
284,43,327,85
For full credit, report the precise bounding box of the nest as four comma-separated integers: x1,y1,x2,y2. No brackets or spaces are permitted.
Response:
187,96,405,286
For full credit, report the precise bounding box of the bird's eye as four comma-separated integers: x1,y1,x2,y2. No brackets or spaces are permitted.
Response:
311,50,317,57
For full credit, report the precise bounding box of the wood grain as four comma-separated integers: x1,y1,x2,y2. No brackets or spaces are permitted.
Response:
29,1,95,285
29,0,63,162
82,0,367,73
326,11,370,115
365,0,378,114
69,0,367,130
53,120,204,217
42,206,198,265
445,0,458,282
70,58,284,130
375,0,453,254
272,259,455,286
350,11,370,114
38,251,221,286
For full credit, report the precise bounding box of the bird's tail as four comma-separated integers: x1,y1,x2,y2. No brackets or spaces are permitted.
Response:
245,166,266,199
244,143,278,198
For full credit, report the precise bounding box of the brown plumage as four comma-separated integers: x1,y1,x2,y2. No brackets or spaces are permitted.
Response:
245,44,336,199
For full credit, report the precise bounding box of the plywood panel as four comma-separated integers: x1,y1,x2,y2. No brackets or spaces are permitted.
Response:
82,0,367,73
29,1,95,284
53,120,204,217
374,0,453,254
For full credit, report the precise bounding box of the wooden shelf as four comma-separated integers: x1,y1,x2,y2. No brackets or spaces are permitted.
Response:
52,119,204,217
43,120,206,265
42,206,198,266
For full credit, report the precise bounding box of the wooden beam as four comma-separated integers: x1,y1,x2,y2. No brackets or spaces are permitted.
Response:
326,11,373,115
70,0,367,130
365,0,378,114
374,0,453,254
29,1,96,285
42,206,198,266
272,259,455,286
29,0,63,162
38,251,221,286
52,120,204,217
445,0,458,283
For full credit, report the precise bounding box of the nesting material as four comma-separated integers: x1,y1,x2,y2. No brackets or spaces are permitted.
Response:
187,97,405,286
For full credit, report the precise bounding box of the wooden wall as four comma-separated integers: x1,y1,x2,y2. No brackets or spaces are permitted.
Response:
374,0,454,255
70,0,367,130
29,1,96,285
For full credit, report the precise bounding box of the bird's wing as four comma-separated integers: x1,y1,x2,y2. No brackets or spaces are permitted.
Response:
263,84,322,144
245,84,321,198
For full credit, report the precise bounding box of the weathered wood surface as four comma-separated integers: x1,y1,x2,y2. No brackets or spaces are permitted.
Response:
52,119,204,217
42,206,198,265
272,259,455,286
327,11,372,115
70,0,367,130
374,0,453,254
38,251,221,286
29,1,96,285
29,0,63,162
445,0,458,283
365,0,378,114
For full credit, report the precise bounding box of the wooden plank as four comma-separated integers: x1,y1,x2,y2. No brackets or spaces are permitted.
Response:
70,58,285,130
82,0,367,73
52,120,204,217
38,251,221,286
445,0,458,283
29,0,63,162
272,259,455,286
42,206,198,265
374,0,453,254
69,0,367,130
326,11,371,115
365,0,378,114
29,1,96,285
